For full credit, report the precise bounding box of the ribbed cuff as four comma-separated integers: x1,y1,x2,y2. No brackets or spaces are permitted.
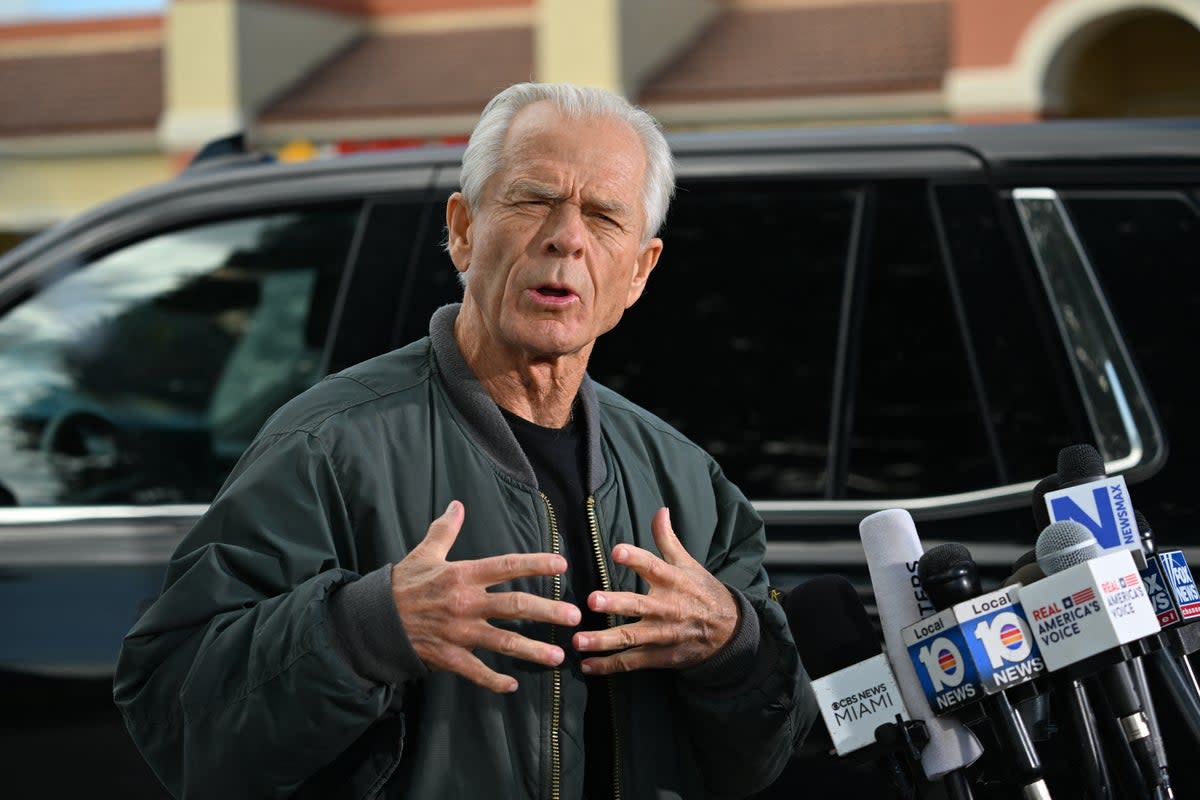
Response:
327,564,428,686
681,586,768,691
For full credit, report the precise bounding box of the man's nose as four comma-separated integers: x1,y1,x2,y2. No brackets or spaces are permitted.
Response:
541,205,586,258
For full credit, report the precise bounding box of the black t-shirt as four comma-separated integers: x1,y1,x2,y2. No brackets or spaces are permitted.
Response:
500,406,614,800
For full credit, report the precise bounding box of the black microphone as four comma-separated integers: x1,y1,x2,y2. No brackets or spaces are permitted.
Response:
1036,521,1173,798
785,575,927,799
918,544,1051,800
1031,473,1059,535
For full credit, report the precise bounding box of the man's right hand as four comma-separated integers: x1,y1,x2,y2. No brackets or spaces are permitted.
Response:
391,500,580,693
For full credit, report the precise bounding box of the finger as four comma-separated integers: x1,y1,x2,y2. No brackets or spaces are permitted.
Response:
483,592,581,627
468,551,568,585
650,507,694,566
611,542,677,586
418,500,465,560
438,646,520,694
573,620,670,653
581,645,681,675
587,589,658,619
472,622,567,667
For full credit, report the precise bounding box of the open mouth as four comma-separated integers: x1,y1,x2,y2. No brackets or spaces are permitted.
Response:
533,285,572,299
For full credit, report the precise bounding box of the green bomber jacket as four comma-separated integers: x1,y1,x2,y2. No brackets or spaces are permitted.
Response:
113,304,815,799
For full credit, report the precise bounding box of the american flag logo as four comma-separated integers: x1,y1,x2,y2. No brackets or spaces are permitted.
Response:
937,648,958,675
1070,588,1095,605
1119,573,1141,589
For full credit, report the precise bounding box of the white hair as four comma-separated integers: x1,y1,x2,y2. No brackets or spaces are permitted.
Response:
458,82,675,242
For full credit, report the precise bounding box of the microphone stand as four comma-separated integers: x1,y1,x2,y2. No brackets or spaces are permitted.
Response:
849,715,929,800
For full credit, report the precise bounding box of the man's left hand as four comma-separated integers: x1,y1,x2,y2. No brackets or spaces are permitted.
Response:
573,507,739,674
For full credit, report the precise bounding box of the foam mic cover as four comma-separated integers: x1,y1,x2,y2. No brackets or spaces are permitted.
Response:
1001,562,1046,589
859,509,984,779
785,574,879,677
1031,473,1059,532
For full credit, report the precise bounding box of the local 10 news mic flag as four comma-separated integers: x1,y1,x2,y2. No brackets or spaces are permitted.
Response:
901,544,1051,800
901,574,1045,713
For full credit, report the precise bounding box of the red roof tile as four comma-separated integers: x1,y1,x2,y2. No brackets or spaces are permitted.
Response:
639,1,949,103
0,48,162,136
260,27,533,121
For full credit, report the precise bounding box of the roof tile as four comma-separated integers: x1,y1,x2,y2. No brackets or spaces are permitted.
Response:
639,2,949,103
260,27,533,121
0,48,161,136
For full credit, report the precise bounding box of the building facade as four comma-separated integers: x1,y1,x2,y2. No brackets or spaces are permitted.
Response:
0,0,1197,237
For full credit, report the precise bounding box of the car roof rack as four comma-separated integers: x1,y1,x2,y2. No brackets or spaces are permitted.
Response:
184,132,275,173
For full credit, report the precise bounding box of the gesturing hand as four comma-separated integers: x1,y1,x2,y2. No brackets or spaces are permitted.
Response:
572,507,739,674
391,501,582,693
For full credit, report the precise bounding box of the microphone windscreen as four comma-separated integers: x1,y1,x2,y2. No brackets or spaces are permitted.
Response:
1002,562,1046,588
1037,520,1101,575
1013,548,1038,571
1057,443,1105,485
859,509,984,779
784,575,878,679
1031,473,1059,532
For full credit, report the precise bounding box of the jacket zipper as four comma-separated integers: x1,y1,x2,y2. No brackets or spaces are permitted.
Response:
539,492,564,800
586,496,623,800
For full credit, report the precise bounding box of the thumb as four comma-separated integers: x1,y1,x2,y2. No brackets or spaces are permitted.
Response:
420,500,465,559
651,507,691,565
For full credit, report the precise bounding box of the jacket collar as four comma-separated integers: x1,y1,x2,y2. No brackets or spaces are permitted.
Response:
428,304,607,493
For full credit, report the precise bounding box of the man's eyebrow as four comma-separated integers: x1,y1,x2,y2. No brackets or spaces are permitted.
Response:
507,180,561,200
506,180,631,219
585,196,630,217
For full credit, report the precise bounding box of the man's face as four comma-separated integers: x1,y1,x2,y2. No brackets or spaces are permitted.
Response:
447,101,663,361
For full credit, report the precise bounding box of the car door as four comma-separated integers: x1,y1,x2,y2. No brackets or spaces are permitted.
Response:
0,156,440,679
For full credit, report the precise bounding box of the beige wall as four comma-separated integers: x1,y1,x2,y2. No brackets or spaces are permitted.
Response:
160,0,361,150
537,0,715,96
0,151,173,230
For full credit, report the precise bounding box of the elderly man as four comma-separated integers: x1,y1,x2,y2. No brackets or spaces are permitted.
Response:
115,83,814,799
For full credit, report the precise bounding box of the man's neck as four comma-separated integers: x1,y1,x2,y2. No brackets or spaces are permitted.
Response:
455,306,588,429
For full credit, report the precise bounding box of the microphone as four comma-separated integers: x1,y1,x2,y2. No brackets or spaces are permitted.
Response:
787,575,923,798
1031,474,1059,534
1050,445,1200,754
1004,562,1046,589
910,544,1051,800
860,509,983,792
1133,512,1200,748
1026,520,1172,797
1000,558,1117,799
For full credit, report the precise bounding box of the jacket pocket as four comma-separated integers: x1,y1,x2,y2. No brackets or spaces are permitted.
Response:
292,713,405,800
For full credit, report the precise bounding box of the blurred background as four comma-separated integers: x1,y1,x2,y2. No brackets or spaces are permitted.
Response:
1,1,1199,797
2,0,1199,258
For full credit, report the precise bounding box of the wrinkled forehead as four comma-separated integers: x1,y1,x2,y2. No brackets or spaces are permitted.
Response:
499,101,648,185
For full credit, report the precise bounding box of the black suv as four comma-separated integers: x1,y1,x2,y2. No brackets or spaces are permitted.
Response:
1,120,1198,797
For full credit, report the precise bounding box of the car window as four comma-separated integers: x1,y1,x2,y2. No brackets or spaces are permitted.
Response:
935,183,1089,487
1063,191,1200,535
0,205,360,507
845,181,998,497
588,178,856,499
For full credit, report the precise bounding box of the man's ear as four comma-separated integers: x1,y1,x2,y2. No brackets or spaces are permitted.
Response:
446,192,473,274
625,237,663,308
